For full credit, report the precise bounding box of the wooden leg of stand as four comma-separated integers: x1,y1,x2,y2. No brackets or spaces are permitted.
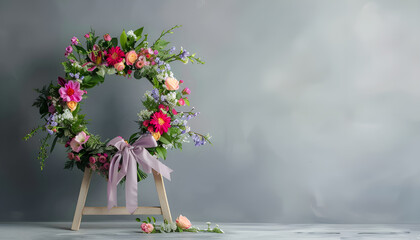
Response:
153,169,172,223
71,169,92,231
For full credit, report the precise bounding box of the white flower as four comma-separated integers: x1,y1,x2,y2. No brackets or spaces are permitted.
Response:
127,30,136,39
56,109,74,123
71,62,82,69
162,143,173,150
166,92,177,106
138,109,153,120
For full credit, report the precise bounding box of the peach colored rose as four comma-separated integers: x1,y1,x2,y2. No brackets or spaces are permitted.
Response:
114,61,125,71
67,101,77,112
165,77,179,91
176,215,191,229
152,131,161,141
141,223,154,233
125,50,138,65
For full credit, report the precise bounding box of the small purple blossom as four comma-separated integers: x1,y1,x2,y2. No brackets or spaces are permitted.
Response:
180,49,190,60
45,114,58,135
169,46,176,54
151,88,159,101
71,36,79,45
191,134,206,146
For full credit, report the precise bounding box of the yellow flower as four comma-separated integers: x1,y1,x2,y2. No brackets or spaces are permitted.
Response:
152,131,161,141
67,101,77,111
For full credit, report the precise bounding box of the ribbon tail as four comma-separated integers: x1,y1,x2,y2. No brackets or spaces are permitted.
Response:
107,154,121,210
137,149,173,181
125,152,138,214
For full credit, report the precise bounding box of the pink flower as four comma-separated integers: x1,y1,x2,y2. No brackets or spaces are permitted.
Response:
89,156,97,164
84,33,90,38
104,153,108,158
150,111,171,134
135,55,148,69
69,131,90,153
158,104,169,111
103,162,110,170
172,109,178,115
165,77,179,91
103,34,111,41
182,88,191,95
125,50,138,65
98,155,107,163
179,80,184,84
178,98,185,106
59,80,85,102
71,36,79,45
114,61,125,71
176,215,191,229
141,223,154,233
106,46,125,65
74,155,81,162
154,50,158,55
67,152,74,160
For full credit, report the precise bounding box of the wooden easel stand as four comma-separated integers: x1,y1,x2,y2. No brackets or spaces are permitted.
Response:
71,168,172,231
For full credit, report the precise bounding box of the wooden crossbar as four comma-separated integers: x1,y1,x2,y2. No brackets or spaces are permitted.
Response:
71,168,172,231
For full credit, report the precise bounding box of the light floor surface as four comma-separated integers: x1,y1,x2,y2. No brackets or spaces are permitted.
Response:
1,222,420,240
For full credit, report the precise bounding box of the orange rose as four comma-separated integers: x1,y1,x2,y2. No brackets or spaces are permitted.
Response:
165,77,179,90
114,61,125,71
67,101,77,111
176,215,191,229
152,131,161,141
125,50,138,65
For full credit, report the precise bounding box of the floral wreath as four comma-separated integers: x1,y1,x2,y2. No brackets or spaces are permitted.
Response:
24,26,211,180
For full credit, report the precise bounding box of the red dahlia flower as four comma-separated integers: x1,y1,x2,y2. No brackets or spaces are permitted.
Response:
150,111,171,134
106,46,125,65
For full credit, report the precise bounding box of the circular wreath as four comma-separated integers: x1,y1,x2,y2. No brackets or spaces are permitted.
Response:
25,26,211,180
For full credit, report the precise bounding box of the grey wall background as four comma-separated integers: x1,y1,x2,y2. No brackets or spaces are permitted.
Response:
2,0,420,223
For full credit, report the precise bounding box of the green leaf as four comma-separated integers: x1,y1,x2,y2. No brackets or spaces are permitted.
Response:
153,39,170,51
111,37,118,47
129,132,140,144
152,216,156,223
155,146,167,160
74,45,87,55
184,98,190,106
159,135,171,145
147,217,151,223
50,135,59,153
82,75,105,89
136,218,141,222
134,27,144,40
120,30,127,50
134,70,142,79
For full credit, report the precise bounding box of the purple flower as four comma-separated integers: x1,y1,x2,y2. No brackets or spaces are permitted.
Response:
169,46,176,54
151,88,159,101
71,36,79,45
45,114,58,135
180,49,190,60
191,134,206,146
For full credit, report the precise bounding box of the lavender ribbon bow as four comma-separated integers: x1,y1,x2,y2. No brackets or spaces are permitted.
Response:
107,135,173,214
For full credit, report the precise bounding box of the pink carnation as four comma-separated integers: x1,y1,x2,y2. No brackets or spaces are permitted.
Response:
59,80,85,102
141,223,154,234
